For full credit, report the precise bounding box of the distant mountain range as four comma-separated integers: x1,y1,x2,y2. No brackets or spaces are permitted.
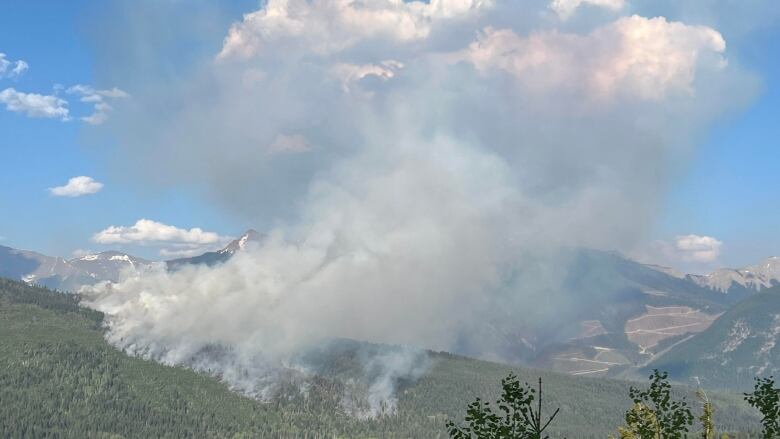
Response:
689,257,780,293
0,230,260,290
0,245,151,291
1,232,778,388
643,258,780,301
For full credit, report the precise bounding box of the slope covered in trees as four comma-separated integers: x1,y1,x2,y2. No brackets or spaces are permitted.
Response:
649,285,780,390
0,278,759,437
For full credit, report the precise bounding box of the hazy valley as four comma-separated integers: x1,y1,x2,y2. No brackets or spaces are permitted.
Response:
3,234,779,392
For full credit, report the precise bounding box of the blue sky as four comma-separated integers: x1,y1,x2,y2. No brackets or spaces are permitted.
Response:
0,1,252,259
0,1,778,270
658,24,780,267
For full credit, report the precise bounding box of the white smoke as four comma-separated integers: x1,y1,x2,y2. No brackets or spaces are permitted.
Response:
81,0,762,414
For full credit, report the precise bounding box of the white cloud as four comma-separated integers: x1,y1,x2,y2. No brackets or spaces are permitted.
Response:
11,60,28,77
92,219,226,246
0,88,69,119
0,53,28,78
634,234,724,269
218,0,492,58
550,0,625,20
453,15,726,100
674,234,723,263
49,176,104,197
67,84,130,125
81,102,113,125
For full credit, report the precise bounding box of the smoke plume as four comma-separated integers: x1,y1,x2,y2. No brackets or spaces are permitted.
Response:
82,0,761,413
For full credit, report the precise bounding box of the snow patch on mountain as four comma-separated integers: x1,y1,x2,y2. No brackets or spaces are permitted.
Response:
645,256,780,294
690,257,780,293
221,229,262,254
68,251,152,283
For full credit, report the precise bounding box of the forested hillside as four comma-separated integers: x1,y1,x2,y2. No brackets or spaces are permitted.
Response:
650,285,780,390
0,278,759,438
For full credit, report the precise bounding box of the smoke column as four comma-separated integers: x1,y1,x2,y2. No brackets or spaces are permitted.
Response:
82,0,760,412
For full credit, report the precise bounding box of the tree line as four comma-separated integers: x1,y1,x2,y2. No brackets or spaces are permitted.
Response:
447,370,780,438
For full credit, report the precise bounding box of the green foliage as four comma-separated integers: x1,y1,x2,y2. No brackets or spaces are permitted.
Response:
0,277,102,323
617,370,693,439
445,374,560,439
616,403,660,439
744,376,780,438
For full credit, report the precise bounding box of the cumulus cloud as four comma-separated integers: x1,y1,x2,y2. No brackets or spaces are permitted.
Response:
67,84,130,125
92,219,227,246
218,0,493,58
453,15,726,100
0,88,69,119
0,53,28,78
674,234,723,263
636,233,724,270
550,0,625,20
82,0,761,412
48,176,104,197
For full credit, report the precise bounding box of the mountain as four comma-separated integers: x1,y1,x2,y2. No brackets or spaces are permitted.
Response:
0,277,758,437
68,251,153,283
649,284,780,390
0,245,150,291
0,231,263,291
687,256,780,296
0,244,94,290
516,249,730,378
166,229,262,270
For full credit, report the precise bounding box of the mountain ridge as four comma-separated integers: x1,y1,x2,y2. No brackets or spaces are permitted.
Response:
643,256,780,296
0,229,260,288
165,229,262,269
